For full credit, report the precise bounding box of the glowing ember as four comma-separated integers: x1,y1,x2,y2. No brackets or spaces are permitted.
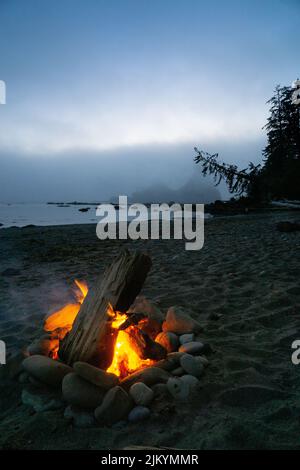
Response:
106,305,154,378
44,280,88,334
107,329,154,379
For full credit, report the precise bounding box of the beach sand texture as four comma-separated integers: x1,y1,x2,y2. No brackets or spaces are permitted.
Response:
0,210,299,449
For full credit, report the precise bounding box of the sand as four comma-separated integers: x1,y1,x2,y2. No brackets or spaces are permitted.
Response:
0,210,300,449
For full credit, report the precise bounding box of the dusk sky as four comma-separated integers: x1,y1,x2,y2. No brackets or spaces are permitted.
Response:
0,0,299,202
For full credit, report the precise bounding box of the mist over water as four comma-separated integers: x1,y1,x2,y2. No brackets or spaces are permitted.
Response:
0,139,263,204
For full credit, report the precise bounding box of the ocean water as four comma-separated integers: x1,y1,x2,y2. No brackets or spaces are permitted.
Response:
0,203,211,229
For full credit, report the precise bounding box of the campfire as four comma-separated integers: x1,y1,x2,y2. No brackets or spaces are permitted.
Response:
43,251,166,379
21,250,207,427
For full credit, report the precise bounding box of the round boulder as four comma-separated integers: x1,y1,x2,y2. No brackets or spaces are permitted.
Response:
62,373,105,409
180,354,204,378
22,355,73,388
128,406,150,423
178,341,205,355
155,331,179,353
129,382,154,406
74,361,119,390
95,386,133,426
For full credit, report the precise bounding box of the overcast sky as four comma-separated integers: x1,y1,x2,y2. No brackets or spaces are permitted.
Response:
0,0,299,202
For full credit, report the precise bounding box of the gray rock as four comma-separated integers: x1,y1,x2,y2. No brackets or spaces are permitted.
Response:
180,374,200,388
167,375,199,402
62,373,105,408
179,341,205,355
74,362,119,390
23,355,73,388
27,338,59,358
95,386,133,426
155,332,179,353
64,405,95,428
151,383,170,399
180,354,204,378
121,367,170,389
171,367,185,376
162,306,202,335
29,375,46,388
129,382,154,406
155,352,184,371
196,355,209,368
21,385,64,412
167,377,190,401
128,406,150,423
179,334,194,345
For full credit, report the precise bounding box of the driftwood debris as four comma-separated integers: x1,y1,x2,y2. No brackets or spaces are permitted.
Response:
59,250,152,368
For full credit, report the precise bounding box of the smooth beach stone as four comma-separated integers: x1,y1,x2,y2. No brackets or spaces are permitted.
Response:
155,331,179,353
171,367,185,376
23,355,73,388
180,354,204,378
27,338,59,358
178,341,205,355
74,361,119,390
179,334,194,345
180,374,200,389
196,355,209,368
151,383,170,399
62,373,105,409
64,405,95,428
167,377,190,401
155,352,184,371
128,406,150,423
162,306,202,335
121,367,170,389
95,386,133,426
129,382,154,406
21,385,64,412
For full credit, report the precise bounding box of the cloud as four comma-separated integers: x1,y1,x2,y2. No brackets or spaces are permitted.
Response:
0,71,266,156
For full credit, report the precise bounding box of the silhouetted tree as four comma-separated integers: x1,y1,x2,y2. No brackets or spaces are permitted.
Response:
262,85,300,199
194,82,300,201
194,149,262,200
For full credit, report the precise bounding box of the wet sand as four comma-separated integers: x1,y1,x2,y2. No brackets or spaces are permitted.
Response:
0,210,300,449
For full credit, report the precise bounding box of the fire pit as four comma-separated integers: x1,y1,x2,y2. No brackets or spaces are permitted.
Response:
21,250,210,427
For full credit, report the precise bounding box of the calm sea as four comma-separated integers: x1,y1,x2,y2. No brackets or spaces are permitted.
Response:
0,203,211,229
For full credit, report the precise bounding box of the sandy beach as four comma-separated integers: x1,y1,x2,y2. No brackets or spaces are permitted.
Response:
0,209,300,450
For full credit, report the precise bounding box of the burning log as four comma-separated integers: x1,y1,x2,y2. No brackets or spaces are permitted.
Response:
125,327,167,361
59,250,152,368
118,313,147,330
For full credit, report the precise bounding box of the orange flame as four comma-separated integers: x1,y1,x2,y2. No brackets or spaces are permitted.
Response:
44,280,88,334
44,284,154,378
106,305,154,378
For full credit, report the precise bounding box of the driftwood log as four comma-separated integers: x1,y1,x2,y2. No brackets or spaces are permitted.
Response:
59,250,152,368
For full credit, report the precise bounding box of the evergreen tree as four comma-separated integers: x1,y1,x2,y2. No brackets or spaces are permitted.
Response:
263,85,300,199
194,82,300,201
